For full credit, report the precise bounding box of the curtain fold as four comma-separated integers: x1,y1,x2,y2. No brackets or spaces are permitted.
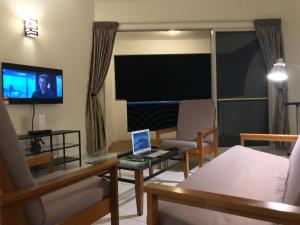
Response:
254,19,289,148
86,22,119,154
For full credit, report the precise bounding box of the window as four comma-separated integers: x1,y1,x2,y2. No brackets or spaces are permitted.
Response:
216,31,268,146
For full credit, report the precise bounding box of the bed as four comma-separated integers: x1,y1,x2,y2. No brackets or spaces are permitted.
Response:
145,134,300,225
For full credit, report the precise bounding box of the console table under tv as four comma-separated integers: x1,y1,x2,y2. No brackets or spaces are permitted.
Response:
19,130,81,167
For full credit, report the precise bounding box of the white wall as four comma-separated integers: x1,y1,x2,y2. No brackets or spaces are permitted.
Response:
0,0,94,152
95,0,286,146
95,0,282,22
105,31,211,146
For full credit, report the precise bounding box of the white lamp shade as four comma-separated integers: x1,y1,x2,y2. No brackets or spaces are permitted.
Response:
267,58,288,81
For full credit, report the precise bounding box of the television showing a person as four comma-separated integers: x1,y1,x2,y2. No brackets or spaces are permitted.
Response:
32,74,55,98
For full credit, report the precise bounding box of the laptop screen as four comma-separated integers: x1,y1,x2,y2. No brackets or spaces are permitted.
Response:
131,129,151,155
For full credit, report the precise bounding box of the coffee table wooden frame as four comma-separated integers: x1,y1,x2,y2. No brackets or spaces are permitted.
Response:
117,151,189,216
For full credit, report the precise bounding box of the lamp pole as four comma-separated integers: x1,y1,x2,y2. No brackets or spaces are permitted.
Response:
285,102,300,134
269,59,300,135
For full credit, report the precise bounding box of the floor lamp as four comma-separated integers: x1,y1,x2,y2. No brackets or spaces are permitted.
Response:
268,58,300,134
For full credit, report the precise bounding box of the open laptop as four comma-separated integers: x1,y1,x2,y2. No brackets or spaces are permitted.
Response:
131,129,168,157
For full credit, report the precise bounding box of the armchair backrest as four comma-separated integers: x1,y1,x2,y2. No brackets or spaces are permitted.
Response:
0,99,45,225
176,99,215,141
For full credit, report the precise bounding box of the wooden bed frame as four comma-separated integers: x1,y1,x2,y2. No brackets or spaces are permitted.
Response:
145,134,300,225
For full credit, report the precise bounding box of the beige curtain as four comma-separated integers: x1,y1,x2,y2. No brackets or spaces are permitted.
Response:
86,22,119,154
254,19,289,149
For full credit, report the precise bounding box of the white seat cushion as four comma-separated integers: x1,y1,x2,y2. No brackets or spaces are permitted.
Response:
160,138,210,150
36,172,110,225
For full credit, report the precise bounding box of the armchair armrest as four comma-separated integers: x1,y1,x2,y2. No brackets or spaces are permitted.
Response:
155,127,177,146
197,127,217,147
197,127,217,138
26,153,54,172
145,183,300,225
0,159,119,207
240,133,298,146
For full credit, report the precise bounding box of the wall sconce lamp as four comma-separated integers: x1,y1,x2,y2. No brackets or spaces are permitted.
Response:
24,18,38,38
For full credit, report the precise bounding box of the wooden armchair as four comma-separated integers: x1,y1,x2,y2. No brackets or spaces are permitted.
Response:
156,100,218,169
26,152,54,172
0,98,119,225
240,133,298,146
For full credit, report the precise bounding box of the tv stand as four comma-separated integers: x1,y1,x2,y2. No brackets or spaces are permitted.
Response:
19,130,81,167
28,129,52,136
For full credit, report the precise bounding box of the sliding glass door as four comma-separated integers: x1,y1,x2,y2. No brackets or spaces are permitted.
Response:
215,31,268,146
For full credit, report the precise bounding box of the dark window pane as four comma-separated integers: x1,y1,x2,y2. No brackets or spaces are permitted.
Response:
216,31,268,146
216,32,268,98
218,100,269,147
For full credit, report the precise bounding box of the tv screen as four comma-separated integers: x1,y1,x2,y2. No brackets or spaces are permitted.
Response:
114,54,211,102
1,63,63,104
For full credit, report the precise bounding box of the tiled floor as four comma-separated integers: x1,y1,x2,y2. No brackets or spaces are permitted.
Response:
93,162,189,225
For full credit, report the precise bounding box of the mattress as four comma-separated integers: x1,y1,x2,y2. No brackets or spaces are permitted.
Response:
158,145,289,225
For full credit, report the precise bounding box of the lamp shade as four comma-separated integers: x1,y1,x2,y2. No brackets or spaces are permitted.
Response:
267,58,288,82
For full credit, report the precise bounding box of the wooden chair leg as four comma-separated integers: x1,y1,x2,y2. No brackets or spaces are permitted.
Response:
214,130,219,157
214,146,219,157
182,152,189,178
147,193,159,225
197,149,203,168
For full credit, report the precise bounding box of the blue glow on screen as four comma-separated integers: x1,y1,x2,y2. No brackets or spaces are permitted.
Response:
27,74,36,98
2,68,62,99
56,75,63,97
133,131,150,152
2,69,31,98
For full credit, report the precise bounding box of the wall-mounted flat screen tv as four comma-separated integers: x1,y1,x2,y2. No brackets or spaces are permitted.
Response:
1,63,63,104
114,54,211,102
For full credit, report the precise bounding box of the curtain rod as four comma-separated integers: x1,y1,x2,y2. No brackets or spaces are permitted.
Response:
119,19,254,25
117,20,254,32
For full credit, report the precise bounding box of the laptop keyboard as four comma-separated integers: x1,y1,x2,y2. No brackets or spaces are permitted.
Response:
146,150,168,158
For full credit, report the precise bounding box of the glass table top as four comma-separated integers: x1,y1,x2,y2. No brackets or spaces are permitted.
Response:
85,148,184,171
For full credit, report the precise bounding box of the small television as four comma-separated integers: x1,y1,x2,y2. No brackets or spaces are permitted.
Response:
114,54,211,102
1,63,63,104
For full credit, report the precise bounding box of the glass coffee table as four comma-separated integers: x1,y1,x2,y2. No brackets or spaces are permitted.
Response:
86,148,189,216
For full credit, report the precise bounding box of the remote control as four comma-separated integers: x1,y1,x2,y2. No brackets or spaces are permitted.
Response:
125,155,145,162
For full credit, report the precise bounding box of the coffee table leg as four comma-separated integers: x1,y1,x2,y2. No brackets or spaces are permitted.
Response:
135,170,144,216
149,167,153,175
183,151,189,178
